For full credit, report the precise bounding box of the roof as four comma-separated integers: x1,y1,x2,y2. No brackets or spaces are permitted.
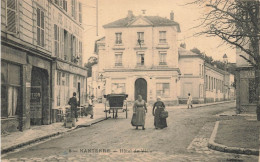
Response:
103,15,181,32
178,47,201,57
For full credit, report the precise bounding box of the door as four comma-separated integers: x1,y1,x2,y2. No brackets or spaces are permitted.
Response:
135,78,147,101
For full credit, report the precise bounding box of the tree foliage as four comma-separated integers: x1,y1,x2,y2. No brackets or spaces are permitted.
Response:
84,56,98,77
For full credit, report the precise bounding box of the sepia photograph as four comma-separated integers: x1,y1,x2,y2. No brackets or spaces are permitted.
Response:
1,0,259,161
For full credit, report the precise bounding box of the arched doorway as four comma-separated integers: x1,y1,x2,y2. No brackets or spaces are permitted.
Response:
135,78,147,101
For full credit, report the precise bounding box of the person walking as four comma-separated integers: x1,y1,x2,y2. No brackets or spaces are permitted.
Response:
132,95,147,130
187,93,193,109
88,97,94,119
153,97,167,129
68,92,79,122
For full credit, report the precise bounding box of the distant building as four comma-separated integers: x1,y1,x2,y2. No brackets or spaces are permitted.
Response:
1,0,87,133
178,47,234,104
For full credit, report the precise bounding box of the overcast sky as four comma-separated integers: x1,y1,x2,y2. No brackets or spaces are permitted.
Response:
81,0,236,64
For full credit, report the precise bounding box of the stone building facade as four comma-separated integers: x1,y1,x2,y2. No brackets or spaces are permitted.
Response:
95,11,181,105
1,0,87,133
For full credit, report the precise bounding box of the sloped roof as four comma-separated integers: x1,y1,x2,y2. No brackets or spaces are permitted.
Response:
103,15,181,32
178,47,201,57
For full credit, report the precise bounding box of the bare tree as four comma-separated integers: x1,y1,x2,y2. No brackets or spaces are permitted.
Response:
191,0,260,119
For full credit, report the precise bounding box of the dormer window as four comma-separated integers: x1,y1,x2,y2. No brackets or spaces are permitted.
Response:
115,33,122,44
159,31,167,43
137,32,144,45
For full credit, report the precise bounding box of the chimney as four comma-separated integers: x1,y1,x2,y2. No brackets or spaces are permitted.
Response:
127,10,133,19
170,11,174,21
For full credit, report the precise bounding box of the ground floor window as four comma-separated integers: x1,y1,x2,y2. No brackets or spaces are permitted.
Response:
156,83,170,97
1,61,21,118
249,78,256,103
111,83,125,94
56,71,70,107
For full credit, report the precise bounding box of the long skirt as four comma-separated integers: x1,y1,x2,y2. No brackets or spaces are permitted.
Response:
86,105,93,116
135,107,146,126
154,108,167,129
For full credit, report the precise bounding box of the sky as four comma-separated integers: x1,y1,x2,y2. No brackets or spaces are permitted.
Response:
81,0,236,64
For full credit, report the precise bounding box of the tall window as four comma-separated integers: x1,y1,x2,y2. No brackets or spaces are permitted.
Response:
137,32,144,44
206,75,208,90
37,8,44,47
1,61,21,118
249,79,256,103
79,2,82,23
71,0,76,19
111,83,125,94
6,0,17,33
63,0,67,11
115,52,123,66
199,64,201,76
54,24,60,57
64,30,68,60
115,33,122,44
159,51,167,65
137,52,145,66
159,31,167,43
156,83,170,97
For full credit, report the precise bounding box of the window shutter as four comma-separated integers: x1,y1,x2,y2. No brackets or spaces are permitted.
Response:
6,0,17,33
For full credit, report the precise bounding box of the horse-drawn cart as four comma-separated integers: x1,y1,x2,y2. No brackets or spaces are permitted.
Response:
104,94,128,119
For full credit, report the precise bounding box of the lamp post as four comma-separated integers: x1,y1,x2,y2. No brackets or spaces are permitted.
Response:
223,54,228,100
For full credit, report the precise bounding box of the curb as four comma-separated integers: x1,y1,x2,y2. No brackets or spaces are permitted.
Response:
193,100,235,109
208,121,259,156
1,117,109,155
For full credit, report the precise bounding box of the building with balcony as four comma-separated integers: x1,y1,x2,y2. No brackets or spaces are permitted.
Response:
1,0,87,133
95,11,181,105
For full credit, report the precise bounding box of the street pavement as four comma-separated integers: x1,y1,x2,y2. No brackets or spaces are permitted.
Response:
2,102,258,162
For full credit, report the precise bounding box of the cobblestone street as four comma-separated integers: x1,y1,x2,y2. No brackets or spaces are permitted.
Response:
2,102,258,161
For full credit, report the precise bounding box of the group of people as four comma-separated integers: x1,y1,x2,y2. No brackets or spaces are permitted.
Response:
68,92,94,122
132,93,193,130
132,95,168,130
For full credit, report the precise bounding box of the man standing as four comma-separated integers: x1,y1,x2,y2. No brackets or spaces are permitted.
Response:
68,92,79,121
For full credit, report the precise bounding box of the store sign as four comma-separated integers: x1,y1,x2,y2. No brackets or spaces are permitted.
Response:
30,86,42,105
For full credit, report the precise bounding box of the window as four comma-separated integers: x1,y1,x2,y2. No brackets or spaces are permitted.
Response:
199,64,201,76
159,51,167,65
115,52,123,66
202,65,204,76
1,61,21,118
6,0,17,33
64,30,68,60
71,0,76,19
54,24,60,57
62,0,67,11
137,52,145,66
79,41,82,65
249,79,256,103
57,71,61,85
206,75,208,90
71,35,76,62
36,8,44,47
137,32,144,44
79,2,82,23
115,33,122,44
54,0,59,5
156,83,170,97
111,83,126,94
159,31,167,43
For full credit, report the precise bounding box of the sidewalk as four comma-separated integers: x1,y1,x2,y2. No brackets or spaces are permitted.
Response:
208,115,259,156
1,108,108,154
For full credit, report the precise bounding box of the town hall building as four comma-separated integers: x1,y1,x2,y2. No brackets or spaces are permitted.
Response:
94,11,181,105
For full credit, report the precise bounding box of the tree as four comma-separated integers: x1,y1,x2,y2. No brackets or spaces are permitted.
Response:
84,56,98,77
191,0,260,119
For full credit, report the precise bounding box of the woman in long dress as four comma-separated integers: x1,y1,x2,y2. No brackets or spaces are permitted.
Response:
187,93,193,109
153,97,167,129
133,95,147,130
